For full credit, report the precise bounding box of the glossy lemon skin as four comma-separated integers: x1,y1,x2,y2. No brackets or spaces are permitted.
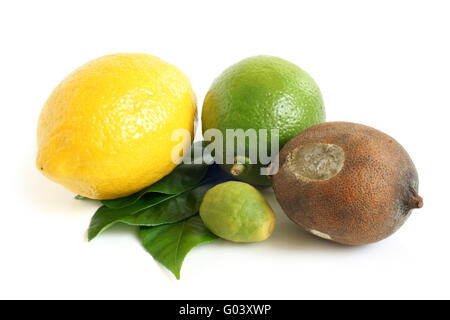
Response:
37,53,197,199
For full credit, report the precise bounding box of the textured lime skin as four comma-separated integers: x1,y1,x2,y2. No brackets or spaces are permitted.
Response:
199,181,276,242
202,55,325,185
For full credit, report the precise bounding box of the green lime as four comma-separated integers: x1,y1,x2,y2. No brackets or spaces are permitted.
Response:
199,181,276,242
202,55,325,185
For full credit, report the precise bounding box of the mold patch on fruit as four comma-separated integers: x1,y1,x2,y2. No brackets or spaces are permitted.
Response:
284,143,345,182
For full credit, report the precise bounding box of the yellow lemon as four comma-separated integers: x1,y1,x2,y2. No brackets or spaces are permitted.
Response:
37,53,197,199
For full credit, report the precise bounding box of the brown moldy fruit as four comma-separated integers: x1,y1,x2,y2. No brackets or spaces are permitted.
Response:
272,122,422,245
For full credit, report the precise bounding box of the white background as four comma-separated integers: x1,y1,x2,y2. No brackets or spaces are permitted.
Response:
1,0,448,299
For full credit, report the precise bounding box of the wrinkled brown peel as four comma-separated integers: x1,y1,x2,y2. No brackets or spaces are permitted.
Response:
272,121,422,245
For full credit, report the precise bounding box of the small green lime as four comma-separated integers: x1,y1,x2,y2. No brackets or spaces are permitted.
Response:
199,181,276,242
202,55,325,185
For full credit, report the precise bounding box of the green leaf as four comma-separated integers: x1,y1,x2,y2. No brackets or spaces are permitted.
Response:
101,163,209,209
120,185,210,226
87,186,209,241
140,215,218,279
